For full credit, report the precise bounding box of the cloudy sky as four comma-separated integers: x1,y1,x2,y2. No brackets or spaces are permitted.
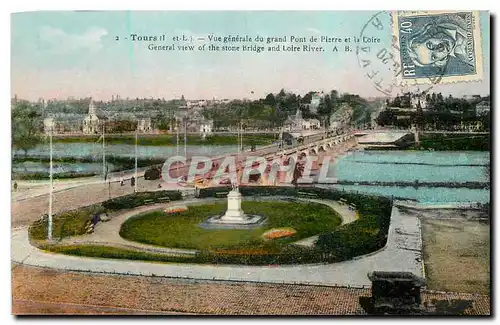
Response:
11,11,490,101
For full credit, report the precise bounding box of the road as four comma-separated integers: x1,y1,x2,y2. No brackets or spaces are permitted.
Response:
11,177,168,228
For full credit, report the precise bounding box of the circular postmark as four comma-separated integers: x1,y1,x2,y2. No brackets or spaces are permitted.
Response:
356,11,447,98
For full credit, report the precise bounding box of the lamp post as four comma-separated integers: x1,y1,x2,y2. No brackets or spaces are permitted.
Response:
102,120,106,182
48,125,53,241
184,116,187,158
176,118,179,157
134,122,138,193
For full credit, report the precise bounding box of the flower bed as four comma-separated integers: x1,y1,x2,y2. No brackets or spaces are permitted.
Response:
164,206,188,214
263,228,297,240
212,248,273,256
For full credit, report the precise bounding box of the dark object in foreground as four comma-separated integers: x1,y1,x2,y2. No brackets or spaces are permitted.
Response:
144,166,162,180
363,271,426,315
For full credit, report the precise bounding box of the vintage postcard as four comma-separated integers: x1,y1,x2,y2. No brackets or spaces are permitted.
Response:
11,10,490,316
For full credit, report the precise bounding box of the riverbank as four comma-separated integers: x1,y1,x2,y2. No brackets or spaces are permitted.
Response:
362,133,490,151
52,133,278,146
334,180,489,190
411,133,489,151
12,155,165,180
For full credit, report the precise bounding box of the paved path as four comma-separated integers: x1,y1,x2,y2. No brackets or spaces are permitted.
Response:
11,205,423,287
58,199,216,256
293,199,358,247
59,197,355,253
10,177,187,228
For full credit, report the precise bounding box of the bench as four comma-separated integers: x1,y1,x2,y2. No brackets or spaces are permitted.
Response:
157,197,171,202
339,198,348,205
298,192,318,199
215,192,229,198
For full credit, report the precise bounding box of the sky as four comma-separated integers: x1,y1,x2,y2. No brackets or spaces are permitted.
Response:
11,11,490,101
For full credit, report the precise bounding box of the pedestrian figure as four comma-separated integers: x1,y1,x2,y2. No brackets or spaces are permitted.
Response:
13,181,18,191
120,176,124,186
131,176,135,187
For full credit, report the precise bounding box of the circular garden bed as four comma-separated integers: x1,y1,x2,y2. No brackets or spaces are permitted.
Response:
119,201,341,251
30,187,393,265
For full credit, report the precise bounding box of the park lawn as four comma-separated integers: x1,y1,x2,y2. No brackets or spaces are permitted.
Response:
119,201,342,251
29,204,106,241
41,244,196,264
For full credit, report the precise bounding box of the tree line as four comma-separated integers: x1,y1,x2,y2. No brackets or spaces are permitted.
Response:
201,89,374,129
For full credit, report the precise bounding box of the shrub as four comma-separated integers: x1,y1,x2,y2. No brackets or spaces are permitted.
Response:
29,204,105,241
32,186,394,265
41,244,196,263
102,190,182,210
29,191,183,241
316,194,392,262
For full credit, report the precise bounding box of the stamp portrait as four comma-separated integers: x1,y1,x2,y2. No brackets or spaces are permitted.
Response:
392,11,483,84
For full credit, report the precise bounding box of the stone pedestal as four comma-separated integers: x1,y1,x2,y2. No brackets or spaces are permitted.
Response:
200,188,266,229
220,189,246,221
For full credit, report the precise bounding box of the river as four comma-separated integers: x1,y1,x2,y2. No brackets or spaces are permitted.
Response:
328,150,489,204
12,144,490,204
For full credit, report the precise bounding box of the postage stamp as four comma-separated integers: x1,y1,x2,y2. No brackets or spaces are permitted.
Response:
392,11,483,84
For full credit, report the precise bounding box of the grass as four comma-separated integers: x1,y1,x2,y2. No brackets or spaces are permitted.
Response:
41,244,196,263
119,201,342,252
28,191,182,241
29,204,106,241
408,133,490,151
28,187,394,265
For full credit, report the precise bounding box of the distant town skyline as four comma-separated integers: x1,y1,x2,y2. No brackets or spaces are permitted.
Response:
11,11,490,101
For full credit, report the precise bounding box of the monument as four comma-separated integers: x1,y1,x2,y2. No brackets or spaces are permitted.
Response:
219,182,247,222
200,180,266,229
200,126,265,229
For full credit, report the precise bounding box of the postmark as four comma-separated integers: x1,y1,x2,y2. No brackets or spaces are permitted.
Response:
356,11,444,97
393,11,483,84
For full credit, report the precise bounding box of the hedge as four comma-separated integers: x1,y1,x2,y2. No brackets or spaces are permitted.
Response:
102,190,183,210
32,186,393,265
29,204,106,241
197,186,393,264
315,193,392,262
29,190,183,241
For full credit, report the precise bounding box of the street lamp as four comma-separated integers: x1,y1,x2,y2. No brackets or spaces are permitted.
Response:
134,120,138,193
47,123,53,241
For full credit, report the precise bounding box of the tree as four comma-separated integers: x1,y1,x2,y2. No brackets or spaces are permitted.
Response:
263,93,276,106
12,101,41,156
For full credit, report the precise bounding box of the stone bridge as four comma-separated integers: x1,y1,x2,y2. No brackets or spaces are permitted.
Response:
262,133,357,160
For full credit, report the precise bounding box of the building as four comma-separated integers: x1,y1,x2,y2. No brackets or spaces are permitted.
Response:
199,120,213,135
43,118,54,134
82,100,107,134
475,101,490,116
174,109,213,135
410,92,428,109
43,113,86,134
284,109,321,131
302,118,321,130
137,117,152,133
307,92,322,114
186,100,208,109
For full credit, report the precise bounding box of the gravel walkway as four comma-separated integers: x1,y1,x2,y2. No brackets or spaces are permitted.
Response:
293,199,358,247
12,205,423,287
